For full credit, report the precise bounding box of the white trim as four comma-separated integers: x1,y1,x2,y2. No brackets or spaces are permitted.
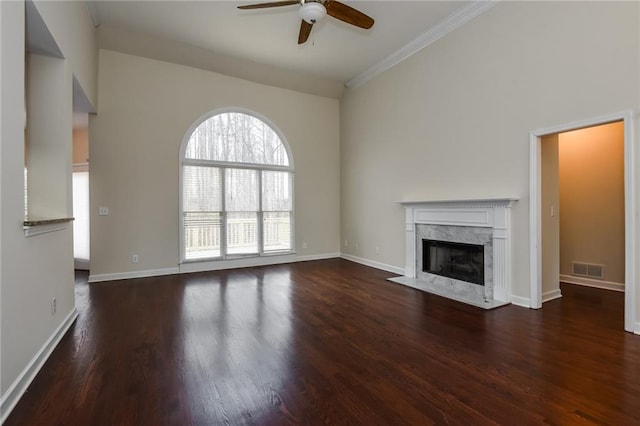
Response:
510,295,531,308
74,258,90,270
23,221,69,237
72,162,89,172
88,267,179,283
635,322,640,335
0,308,78,424
346,0,498,89
178,107,295,265
178,254,296,274
340,253,404,275
296,252,340,262
529,111,636,332
397,199,516,304
560,274,625,292
542,289,562,303
87,254,337,282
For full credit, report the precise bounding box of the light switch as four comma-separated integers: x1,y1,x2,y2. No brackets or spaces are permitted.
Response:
99,206,109,216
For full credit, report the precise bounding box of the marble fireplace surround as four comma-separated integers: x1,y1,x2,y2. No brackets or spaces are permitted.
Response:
390,198,517,309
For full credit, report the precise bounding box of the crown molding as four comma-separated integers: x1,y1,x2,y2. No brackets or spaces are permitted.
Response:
345,0,498,90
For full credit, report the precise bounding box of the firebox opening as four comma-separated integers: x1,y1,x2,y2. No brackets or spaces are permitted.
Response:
422,239,484,286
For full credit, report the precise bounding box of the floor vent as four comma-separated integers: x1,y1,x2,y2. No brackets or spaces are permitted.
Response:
571,262,605,280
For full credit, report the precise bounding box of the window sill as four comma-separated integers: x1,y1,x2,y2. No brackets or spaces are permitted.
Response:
23,217,74,237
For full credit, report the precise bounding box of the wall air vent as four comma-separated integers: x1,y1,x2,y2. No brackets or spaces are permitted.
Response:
571,262,605,280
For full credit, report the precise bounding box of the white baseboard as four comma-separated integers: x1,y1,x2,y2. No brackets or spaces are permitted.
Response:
542,289,562,303
0,308,78,424
179,254,297,274
559,274,624,292
510,295,531,308
296,253,341,262
340,253,404,275
74,258,90,270
634,322,640,335
89,267,179,283
89,253,340,282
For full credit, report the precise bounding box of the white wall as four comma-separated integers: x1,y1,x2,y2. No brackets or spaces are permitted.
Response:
341,1,639,307
0,0,97,418
89,50,340,277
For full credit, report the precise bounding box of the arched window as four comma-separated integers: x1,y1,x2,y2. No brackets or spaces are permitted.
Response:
181,111,293,261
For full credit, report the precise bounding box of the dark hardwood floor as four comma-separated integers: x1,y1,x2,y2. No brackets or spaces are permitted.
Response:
6,259,639,425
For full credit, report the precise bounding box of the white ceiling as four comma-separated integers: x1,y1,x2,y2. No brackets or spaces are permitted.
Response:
90,1,474,85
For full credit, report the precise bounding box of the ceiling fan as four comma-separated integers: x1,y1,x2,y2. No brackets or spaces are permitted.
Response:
237,0,374,45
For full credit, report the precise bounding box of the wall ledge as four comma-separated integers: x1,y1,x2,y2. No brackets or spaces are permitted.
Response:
23,217,73,237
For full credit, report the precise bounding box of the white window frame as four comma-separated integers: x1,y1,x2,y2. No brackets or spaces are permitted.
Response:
179,108,295,266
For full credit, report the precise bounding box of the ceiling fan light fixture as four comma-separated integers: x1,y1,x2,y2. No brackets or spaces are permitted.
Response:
299,2,326,24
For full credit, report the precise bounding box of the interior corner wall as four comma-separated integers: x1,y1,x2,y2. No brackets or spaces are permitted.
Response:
1,0,97,415
1,0,76,401
340,1,639,304
32,0,98,109
558,122,625,285
541,134,560,297
89,50,340,277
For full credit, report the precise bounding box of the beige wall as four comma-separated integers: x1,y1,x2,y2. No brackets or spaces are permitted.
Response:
541,134,560,297
559,122,625,284
89,50,340,276
340,1,639,304
1,0,97,410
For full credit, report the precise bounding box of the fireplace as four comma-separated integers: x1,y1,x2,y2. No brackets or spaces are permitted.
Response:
390,198,517,309
423,239,484,286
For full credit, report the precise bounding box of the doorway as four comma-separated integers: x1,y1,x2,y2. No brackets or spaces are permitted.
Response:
72,112,90,270
530,112,636,332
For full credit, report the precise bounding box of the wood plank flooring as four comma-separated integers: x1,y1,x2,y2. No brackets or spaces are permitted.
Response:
5,259,640,425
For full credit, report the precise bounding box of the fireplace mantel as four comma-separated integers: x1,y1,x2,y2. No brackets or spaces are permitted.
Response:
397,198,519,207
393,198,518,308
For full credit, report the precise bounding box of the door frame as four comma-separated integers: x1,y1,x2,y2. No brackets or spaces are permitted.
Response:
529,111,636,333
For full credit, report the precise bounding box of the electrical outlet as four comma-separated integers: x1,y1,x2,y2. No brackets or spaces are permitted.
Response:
355,242,359,249
302,242,308,249
51,297,56,315
131,254,139,263
344,240,348,247
375,246,380,254
98,206,109,216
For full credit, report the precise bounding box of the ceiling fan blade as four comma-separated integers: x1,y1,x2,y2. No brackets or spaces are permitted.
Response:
238,0,299,10
325,1,374,29
298,20,313,44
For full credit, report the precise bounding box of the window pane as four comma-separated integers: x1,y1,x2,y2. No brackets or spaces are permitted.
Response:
183,166,221,212
264,212,291,252
72,172,90,262
183,166,221,260
184,212,221,259
262,171,292,211
225,168,258,212
227,212,258,255
184,113,289,166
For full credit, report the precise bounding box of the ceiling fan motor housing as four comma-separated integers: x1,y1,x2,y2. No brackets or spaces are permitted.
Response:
300,1,327,24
